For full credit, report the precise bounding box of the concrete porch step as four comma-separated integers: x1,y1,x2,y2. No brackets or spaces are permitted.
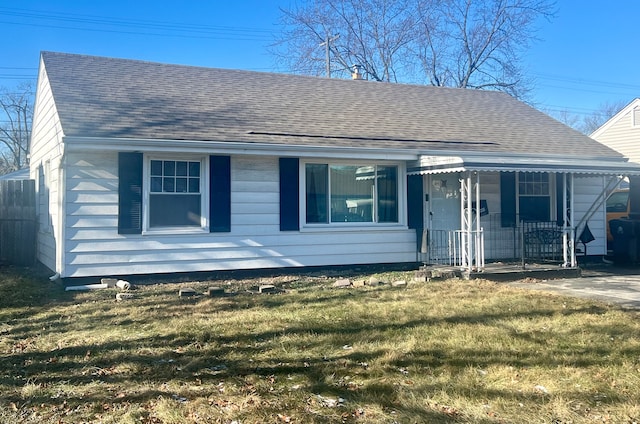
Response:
415,263,582,282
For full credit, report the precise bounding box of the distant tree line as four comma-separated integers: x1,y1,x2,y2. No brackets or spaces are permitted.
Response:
551,100,629,136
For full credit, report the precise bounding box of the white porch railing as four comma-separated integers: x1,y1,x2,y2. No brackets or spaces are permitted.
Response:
422,223,576,269
421,229,485,270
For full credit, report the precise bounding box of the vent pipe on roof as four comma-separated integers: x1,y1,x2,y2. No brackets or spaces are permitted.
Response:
351,64,363,80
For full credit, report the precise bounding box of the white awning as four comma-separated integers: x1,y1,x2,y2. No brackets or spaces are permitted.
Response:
407,154,640,176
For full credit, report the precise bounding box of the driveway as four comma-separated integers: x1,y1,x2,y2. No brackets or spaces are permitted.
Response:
508,264,640,310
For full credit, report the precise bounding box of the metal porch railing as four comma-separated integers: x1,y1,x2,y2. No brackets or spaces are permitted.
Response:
421,229,485,269
422,217,572,267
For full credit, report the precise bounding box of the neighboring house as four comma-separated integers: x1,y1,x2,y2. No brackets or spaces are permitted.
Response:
0,168,30,180
30,52,640,278
591,98,640,163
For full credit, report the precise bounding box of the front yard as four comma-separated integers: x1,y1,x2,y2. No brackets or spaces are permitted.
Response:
1,266,639,423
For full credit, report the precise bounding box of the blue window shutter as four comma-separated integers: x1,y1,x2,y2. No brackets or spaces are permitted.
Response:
556,173,564,226
279,158,299,231
210,156,231,232
407,175,423,230
500,172,517,227
118,152,143,234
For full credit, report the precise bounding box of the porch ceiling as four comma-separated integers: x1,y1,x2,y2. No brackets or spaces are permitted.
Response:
407,154,640,176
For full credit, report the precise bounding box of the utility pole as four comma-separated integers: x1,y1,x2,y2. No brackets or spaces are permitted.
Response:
319,33,339,78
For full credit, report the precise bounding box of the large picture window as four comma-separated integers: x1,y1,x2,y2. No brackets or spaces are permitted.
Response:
149,159,203,228
305,163,398,224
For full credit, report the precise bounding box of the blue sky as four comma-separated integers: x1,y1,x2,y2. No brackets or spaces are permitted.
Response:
1,0,639,120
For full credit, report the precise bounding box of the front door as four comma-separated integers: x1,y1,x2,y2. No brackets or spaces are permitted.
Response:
425,174,461,264
428,174,461,232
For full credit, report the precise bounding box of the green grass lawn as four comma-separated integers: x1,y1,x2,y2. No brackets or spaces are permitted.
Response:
1,265,640,423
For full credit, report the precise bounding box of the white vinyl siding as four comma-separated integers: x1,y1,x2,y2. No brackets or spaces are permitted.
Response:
592,102,640,164
572,176,606,256
52,150,614,276
63,154,415,278
29,60,64,273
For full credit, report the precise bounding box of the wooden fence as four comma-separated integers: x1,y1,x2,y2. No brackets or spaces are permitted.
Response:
0,179,37,266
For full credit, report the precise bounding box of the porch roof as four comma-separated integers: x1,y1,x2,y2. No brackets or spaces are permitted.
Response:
407,154,640,176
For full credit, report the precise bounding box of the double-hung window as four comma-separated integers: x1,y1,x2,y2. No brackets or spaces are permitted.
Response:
518,172,551,222
148,158,205,229
305,163,398,224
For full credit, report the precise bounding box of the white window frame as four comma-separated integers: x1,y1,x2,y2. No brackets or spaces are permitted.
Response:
300,159,406,230
633,107,640,128
516,172,556,221
142,155,209,234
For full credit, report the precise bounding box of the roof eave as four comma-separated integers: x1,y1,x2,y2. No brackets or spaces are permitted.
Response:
62,136,421,161
408,153,640,176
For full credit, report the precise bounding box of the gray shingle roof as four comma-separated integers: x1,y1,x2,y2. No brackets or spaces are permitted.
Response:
41,51,621,157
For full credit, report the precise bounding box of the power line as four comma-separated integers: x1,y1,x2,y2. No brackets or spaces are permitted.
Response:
535,82,637,98
0,66,38,70
0,19,273,42
531,71,638,117
0,7,275,41
534,72,640,91
0,6,274,34
0,74,37,78
533,72,639,105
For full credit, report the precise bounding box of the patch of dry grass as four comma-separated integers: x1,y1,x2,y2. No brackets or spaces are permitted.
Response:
1,265,640,423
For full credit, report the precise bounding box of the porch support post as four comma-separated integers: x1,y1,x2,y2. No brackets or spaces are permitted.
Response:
562,173,569,266
460,172,473,272
569,173,577,267
562,172,577,268
475,172,484,271
460,175,467,270
467,173,473,271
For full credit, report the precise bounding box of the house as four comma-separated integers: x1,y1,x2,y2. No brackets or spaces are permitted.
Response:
29,51,640,279
591,98,640,250
0,168,30,180
591,98,640,163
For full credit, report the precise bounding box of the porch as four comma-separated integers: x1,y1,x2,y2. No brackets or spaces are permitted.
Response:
407,153,640,274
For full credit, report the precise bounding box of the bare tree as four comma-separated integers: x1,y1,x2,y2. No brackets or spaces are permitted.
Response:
549,100,629,135
274,0,416,82
582,100,628,135
550,108,582,130
274,0,554,97
415,0,554,97
0,82,33,175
